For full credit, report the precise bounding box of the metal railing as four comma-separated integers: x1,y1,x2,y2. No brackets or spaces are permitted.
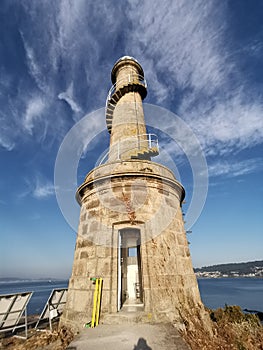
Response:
98,133,158,165
106,74,147,106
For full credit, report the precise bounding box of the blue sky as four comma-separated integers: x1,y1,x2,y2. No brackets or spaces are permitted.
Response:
0,0,262,279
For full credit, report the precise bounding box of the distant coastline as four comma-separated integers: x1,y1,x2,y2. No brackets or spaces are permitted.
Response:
195,260,263,278
197,276,263,279
0,277,69,284
1,260,262,281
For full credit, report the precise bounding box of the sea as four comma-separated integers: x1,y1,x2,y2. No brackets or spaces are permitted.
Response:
197,278,263,312
0,278,262,315
0,280,68,315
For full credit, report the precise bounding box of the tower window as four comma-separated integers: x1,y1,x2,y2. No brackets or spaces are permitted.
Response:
128,247,137,257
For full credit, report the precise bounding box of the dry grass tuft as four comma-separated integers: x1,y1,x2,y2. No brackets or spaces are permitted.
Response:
0,325,74,350
183,305,263,350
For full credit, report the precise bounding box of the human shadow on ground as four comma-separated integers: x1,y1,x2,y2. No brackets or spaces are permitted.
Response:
133,337,152,350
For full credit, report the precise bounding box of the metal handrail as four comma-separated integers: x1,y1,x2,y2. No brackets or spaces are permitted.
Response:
106,74,147,105
98,133,158,165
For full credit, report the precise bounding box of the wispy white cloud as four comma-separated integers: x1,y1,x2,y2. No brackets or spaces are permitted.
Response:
20,31,47,93
33,180,55,199
185,93,263,156
23,96,46,134
2,0,262,172
208,158,262,177
125,0,263,161
127,0,228,98
0,113,17,151
56,0,88,49
58,82,82,114
0,136,15,151
16,176,55,200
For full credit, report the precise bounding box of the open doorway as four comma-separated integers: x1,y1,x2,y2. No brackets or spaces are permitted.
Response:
117,228,143,311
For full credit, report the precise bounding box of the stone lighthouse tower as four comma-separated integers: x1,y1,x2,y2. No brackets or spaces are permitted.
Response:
60,56,206,331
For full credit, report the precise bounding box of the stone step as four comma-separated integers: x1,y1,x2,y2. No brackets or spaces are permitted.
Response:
116,90,122,99
105,82,148,134
122,303,144,312
130,146,159,160
101,311,152,325
108,82,147,109
107,103,115,111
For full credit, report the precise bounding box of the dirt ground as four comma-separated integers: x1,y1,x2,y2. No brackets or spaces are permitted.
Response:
66,323,190,350
0,323,190,350
1,307,263,350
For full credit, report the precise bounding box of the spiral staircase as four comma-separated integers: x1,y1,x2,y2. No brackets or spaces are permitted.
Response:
105,74,159,161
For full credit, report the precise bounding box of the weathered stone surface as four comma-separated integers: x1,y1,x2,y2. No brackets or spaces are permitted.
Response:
60,159,206,332
60,57,209,334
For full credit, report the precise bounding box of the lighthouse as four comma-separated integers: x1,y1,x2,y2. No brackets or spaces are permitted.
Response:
60,56,206,331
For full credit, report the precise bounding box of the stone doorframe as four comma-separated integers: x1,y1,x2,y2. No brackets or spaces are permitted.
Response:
111,222,146,312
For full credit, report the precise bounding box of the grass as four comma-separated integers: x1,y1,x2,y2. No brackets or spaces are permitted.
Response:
183,305,263,350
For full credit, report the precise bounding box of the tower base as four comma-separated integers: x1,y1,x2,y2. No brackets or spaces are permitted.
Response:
60,160,209,333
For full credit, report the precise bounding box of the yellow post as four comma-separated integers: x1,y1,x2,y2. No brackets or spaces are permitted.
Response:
91,278,99,328
95,278,103,326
